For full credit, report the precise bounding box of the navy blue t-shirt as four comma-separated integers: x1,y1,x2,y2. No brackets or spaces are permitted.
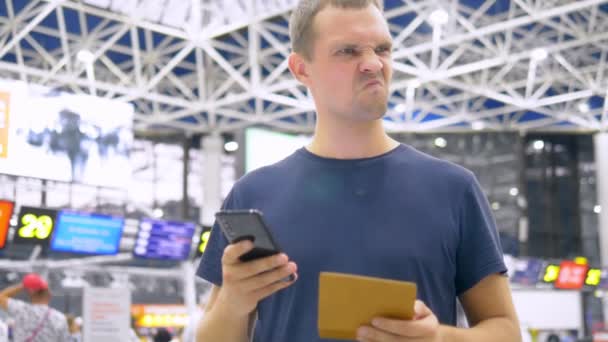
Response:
197,144,506,341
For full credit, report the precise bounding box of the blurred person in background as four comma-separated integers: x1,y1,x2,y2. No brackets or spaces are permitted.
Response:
66,314,82,342
153,328,173,342
0,273,70,341
0,318,7,342
129,315,141,342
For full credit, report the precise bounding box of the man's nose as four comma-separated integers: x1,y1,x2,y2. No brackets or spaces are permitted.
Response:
359,50,383,74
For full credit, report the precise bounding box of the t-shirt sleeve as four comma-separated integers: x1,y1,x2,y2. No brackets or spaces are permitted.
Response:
196,189,240,286
455,174,507,296
7,298,27,320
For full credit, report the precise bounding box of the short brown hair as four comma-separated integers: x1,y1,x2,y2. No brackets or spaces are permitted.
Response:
289,0,384,60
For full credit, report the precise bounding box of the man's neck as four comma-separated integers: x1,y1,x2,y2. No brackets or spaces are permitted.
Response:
307,117,398,159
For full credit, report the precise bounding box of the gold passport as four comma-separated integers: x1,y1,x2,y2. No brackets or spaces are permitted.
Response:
318,272,417,340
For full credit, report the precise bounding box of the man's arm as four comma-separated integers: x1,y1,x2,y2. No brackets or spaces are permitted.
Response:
0,284,23,311
195,240,297,342
440,274,521,342
196,285,255,342
358,274,521,342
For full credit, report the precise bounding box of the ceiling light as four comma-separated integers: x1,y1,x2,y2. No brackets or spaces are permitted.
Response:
429,9,449,26
224,141,239,152
76,50,95,64
595,205,602,214
533,140,545,151
407,79,422,89
394,104,406,113
434,137,447,148
531,48,548,61
491,202,501,210
153,208,163,218
509,187,519,197
578,102,590,113
472,121,485,130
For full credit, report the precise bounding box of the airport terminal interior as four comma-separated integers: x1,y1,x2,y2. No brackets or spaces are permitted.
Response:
0,0,608,341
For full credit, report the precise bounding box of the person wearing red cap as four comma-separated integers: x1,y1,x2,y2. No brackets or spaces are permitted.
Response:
0,273,70,342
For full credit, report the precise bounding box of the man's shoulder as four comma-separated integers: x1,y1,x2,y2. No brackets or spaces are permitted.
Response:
235,150,302,188
7,298,28,311
398,145,475,183
6,298,35,319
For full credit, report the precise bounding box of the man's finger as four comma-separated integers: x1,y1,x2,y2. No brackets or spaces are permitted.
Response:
369,317,410,336
251,273,297,300
413,300,432,320
221,240,254,265
240,262,297,292
369,316,432,338
356,325,400,342
243,253,290,276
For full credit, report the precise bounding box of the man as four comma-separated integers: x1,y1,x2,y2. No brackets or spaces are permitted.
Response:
196,1,521,341
0,273,70,341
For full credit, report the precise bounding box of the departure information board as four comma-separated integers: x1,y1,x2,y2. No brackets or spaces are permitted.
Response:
50,210,124,255
133,218,196,260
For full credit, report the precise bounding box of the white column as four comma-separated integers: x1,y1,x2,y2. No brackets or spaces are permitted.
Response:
594,133,608,325
182,261,197,315
201,133,223,226
595,133,608,265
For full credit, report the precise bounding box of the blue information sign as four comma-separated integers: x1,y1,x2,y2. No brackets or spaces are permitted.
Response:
50,210,124,255
133,218,196,260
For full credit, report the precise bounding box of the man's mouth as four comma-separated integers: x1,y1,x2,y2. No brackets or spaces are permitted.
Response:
363,79,383,88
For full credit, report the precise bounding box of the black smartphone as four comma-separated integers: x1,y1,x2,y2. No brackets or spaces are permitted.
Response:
215,209,283,262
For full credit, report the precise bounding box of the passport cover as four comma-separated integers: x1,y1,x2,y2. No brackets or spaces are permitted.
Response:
318,272,417,340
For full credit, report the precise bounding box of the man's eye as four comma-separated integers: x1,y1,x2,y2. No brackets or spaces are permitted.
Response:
375,46,392,55
337,48,357,55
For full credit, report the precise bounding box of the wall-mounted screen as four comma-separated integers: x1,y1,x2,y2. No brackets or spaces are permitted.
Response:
0,80,133,188
50,210,124,255
511,258,543,286
0,200,14,249
133,218,196,260
244,127,310,173
13,206,58,246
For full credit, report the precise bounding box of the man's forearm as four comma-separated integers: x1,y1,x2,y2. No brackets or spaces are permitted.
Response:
196,302,252,342
0,284,23,298
440,317,522,342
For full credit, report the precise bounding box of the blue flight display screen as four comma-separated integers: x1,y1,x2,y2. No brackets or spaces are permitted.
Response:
511,258,543,285
134,218,196,260
50,210,124,255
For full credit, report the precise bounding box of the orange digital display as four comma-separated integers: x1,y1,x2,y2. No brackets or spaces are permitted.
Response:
555,260,588,290
131,304,188,328
0,200,14,249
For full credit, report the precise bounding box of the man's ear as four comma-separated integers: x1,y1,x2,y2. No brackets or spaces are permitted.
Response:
288,53,310,87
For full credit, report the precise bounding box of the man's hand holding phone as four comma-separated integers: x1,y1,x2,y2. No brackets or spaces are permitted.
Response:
215,238,298,318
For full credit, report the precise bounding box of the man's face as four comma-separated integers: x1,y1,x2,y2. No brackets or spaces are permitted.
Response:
302,4,393,122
